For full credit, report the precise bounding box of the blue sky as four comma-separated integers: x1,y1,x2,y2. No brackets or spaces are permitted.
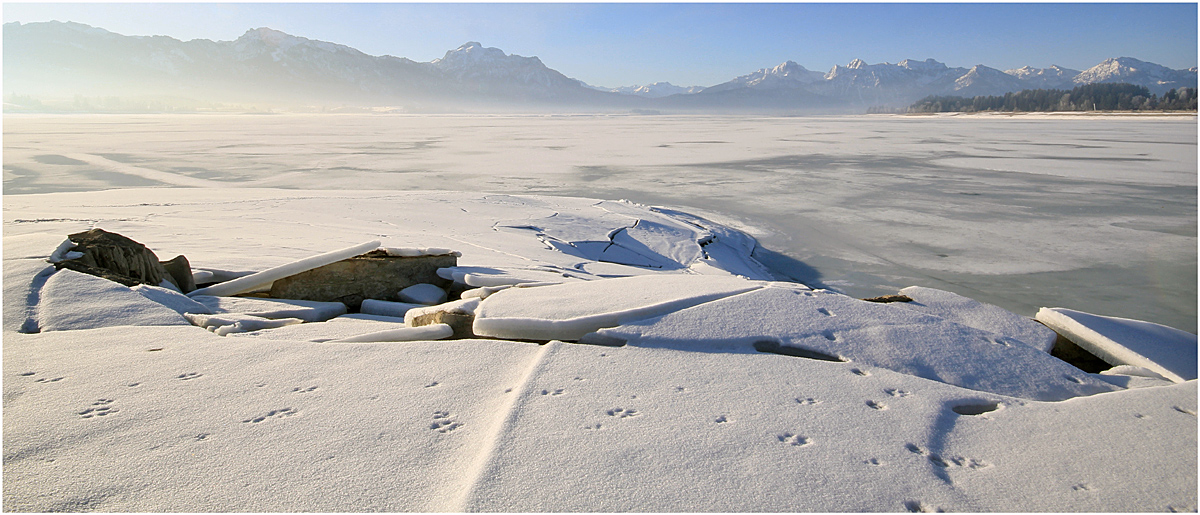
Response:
5,3,1197,87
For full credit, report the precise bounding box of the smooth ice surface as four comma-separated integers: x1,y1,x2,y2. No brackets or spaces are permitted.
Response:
38,269,191,331
5,114,1193,331
1036,307,1198,383
192,295,348,322
398,283,448,305
473,274,763,341
596,287,1118,401
896,285,1058,352
187,240,381,297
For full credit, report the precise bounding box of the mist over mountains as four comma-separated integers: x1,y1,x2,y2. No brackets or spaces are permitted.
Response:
5,21,1197,113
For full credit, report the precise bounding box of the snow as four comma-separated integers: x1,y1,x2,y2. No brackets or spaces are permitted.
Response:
131,284,213,315
2,114,1196,511
473,274,764,341
896,285,1058,352
382,246,461,257
187,240,380,297
1036,307,1198,383
404,298,481,325
185,312,305,336
397,283,448,305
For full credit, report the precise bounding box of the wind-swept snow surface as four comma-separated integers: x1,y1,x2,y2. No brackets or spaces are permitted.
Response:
3,188,1195,511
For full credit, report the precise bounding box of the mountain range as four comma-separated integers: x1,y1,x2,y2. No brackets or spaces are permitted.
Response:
5,21,1196,113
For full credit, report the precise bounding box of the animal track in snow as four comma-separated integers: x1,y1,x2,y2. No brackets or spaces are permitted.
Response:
905,443,990,470
177,372,202,381
821,330,837,341
864,458,883,466
242,407,297,424
291,386,318,394
35,377,64,383
816,307,834,317
540,388,565,396
903,500,944,513
884,388,911,397
78,399,118,419
1173,406,1197,416
777,432,811,447
714,415,729,423
795,397,821,405
865,400,888,410
606,407,640,418
1072,483,1092,491
424,381,440,388
850,368,870,376
583,423,603,430
19,372,35,376
430,411,462,433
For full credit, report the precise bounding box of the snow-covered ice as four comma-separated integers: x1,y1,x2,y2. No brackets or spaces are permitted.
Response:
1037,307,1198,383
896,285,1059,352
187,240,380,297
2,114,1196,511
397,283,448,305
38,269,191,331
359,298,425,318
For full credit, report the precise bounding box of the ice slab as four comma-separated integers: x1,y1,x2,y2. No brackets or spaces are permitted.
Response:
184,312,304,336
405,298,481,325
896,286,1057,352
1036,308,1198,383
437,266,588,287
131,284,213,315
188,240,381,297
398,283,448,305
227,314,412,342
192,296,347,322
596,287,1119,401
38,269,191,331
473,274,764,342
326,324,454,343
360,299,425,318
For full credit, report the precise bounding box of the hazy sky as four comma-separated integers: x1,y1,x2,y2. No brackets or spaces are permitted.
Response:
5,3,1197,87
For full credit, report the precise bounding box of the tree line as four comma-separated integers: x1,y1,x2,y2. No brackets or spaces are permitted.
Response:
907,83,1197,113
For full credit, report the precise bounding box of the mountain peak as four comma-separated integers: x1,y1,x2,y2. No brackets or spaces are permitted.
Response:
847,58,868,70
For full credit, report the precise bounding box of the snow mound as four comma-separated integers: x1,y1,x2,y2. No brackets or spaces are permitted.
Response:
897,286,1057,352
473,274,764,341
37,269,191,331
192,295,347,322
595,287,1119,401
1036,308,1197,383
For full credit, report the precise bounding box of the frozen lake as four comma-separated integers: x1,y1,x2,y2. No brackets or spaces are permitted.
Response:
4,113,1195,332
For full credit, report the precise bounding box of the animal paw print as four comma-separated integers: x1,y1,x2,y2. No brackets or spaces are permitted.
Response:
1173,406,1197,416
1072,483,1092,492
884,388,911,397
850,368,870,376
242,407,297,424
905,443,990,470
865,400,888,410
795,397,821,405
177,372,202,381
583,423,603,431
424,382,440,388
777,432,811,447
35,376,64,383
903,500,944,513
714,415,729,423
78,399,118,419
430,411,462,433
606,407,640,418
540,388,565,396
291,386,318,394
864,458,883,466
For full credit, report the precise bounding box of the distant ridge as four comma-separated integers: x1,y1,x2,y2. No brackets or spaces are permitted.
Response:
4,21,1196,113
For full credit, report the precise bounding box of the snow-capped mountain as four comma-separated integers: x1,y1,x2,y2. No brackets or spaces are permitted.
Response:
703,61,826,93
1073,57,1198,94
590,82,705,98
4,21,1196,113
1004,65,1080,89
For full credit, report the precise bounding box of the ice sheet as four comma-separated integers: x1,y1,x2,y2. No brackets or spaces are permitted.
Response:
1036,307,1198,383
